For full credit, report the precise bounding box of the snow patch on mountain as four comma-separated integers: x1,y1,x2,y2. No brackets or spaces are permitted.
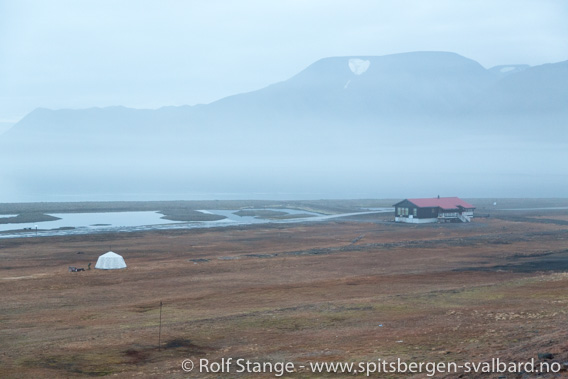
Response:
348,59,370,75
489,64,530,78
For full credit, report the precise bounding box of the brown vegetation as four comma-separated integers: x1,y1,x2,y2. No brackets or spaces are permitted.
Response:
1,204,568,378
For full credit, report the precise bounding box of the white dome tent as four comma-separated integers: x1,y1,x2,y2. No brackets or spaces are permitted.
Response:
95,251,127,270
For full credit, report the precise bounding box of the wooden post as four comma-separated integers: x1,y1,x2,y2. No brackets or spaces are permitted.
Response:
158,301,163,350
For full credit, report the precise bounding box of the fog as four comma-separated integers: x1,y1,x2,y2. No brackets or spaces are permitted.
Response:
0,2,567,202
1,106,566,202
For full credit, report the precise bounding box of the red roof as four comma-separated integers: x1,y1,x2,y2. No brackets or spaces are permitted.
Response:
403,197,475,210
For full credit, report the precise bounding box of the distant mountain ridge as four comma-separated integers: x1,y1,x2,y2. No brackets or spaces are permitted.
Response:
205,51,500,120
1,51,567,200
6,51,567,135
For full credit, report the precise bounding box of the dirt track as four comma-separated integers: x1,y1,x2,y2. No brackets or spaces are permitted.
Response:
1,208,568,378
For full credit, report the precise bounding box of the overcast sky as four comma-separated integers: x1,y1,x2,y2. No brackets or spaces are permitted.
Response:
1,0,567,125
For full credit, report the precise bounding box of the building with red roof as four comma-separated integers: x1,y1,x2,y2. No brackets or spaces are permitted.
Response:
393,197,475,223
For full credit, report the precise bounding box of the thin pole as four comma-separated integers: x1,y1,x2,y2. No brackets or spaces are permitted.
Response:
158,301,163,350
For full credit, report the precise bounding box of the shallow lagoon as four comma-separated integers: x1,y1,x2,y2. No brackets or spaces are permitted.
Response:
0,211,179,234
0,208,370,238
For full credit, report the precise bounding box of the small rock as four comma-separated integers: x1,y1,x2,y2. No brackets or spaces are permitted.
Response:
538,352,554,360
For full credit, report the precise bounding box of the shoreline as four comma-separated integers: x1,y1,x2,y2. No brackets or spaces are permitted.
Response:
0,209,394,240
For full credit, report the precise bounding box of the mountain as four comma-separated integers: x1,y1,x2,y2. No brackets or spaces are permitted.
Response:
483,61,568,113
1,51,567,200
208,51,496,119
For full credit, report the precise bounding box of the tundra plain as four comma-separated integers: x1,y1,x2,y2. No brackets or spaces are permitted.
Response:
1,200,568,378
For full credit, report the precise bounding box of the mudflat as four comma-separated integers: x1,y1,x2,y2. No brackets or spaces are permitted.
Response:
1,201,568,378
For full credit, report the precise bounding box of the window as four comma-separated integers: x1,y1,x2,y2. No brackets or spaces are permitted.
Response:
413,208,417,217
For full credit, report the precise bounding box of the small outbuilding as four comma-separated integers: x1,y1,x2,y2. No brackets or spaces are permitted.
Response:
393,197,475,224
95,251,127,270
